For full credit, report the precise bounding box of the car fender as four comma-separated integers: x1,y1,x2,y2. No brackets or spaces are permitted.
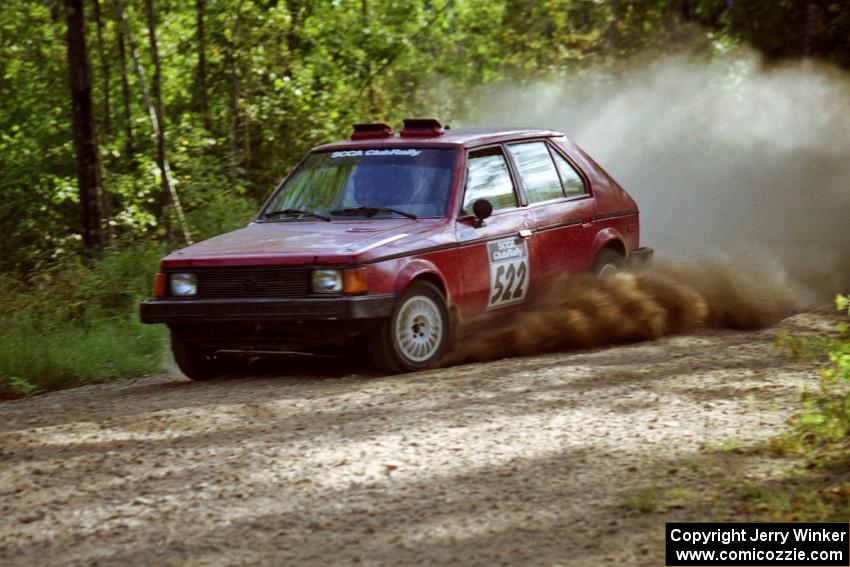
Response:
590,227,627,260
393,258,450,301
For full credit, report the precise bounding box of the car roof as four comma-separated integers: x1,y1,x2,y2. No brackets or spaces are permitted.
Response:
313,127,564,151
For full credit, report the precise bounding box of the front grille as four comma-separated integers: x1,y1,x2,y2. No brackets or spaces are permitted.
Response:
175,267,310,298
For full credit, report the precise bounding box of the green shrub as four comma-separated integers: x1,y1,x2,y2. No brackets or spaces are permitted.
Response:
0,246,168,398
778,295,850,441
0,317,164,397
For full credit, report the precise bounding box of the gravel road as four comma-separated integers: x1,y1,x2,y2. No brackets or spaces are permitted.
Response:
0,311,835,566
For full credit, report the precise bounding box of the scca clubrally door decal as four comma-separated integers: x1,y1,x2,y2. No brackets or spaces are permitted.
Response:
487,236,529,309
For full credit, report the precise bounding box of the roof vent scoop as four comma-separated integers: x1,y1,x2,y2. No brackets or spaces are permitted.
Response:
400,118,445,138
351,122,394,140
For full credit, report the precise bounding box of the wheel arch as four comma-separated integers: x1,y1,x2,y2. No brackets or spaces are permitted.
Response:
410,272,447,297
393,259,449,299
590,228,627,261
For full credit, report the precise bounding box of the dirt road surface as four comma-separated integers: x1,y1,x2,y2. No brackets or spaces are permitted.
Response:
0,311,835,566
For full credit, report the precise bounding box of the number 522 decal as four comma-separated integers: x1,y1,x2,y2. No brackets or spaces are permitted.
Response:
486,237,530,309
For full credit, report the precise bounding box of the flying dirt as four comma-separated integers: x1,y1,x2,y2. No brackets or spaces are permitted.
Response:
451,260,800,364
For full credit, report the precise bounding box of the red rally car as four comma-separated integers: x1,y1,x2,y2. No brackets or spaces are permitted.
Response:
140,119,652,380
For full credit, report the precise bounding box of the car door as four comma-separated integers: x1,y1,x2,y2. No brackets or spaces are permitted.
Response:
505,140,597,290
454,145,533,322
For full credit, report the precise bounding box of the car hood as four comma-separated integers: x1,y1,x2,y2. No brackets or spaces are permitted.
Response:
160,219,448,267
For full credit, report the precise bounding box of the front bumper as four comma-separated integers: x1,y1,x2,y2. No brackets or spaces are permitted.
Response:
139,294,396,325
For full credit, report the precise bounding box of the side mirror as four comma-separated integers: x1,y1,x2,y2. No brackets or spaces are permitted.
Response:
472,198,493,227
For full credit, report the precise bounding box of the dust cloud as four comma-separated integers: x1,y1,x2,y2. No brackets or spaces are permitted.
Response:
466,54,850,298
449,261,799,364
448,53,850,359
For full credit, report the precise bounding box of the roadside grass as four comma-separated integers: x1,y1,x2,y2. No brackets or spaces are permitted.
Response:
624,486,697,514
620,448,850,522
732,461,850,522
0,317,165,397
0,246,168,398
622,295,850,521
624,487,663,513
751,294,850,520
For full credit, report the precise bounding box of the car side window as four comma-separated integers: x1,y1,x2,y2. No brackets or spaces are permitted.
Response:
463,148,518,213
549,146,587,197
506,141,564,204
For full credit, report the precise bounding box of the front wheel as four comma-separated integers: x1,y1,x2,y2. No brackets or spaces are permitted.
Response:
368,281,450,373
170,331,241,381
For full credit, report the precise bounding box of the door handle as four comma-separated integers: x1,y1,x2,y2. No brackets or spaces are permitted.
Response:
581,221,593,229
518,229,532,238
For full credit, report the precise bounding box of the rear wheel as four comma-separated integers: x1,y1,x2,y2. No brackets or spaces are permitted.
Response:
170,331,242,381
591,248,625,277
368,281,449,373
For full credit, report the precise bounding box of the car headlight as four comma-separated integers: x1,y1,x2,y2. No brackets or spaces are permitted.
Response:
312,269,342,293
170,273,198,296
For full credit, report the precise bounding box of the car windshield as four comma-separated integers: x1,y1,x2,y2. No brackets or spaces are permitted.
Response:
261,148,456,220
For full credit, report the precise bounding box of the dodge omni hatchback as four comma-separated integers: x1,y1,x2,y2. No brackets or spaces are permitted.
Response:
140,118,652,379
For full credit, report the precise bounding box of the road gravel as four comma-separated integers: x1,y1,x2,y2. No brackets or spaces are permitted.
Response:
0,311,836,566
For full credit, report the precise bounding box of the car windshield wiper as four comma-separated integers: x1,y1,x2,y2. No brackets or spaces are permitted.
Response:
329,206,417,220
261,208,330,222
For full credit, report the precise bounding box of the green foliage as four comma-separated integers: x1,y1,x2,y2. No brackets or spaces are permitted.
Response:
0,247,168,397
623,486,662,513
623,485,698,514
777,295,850,441
711,295,850,523
0,316,164,397
5,376,42,398
731,476,848,522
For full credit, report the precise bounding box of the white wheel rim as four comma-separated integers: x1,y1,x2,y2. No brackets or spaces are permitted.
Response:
598,263,620,278
394,295,443,363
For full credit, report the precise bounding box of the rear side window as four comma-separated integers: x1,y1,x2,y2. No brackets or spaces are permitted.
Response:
507,141,564,204
463,148,517,213
550,148,587,197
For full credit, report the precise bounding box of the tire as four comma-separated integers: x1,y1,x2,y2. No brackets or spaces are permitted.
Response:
591,248,625,277
367,281,450,373
170,331,240,381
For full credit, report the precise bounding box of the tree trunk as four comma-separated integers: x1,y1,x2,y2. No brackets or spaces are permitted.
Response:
144,0,165,179
114,0,192,245
679,0,694,22
145,0,192,245
226,0,245,190
91,0,112,137
195,0,210,130
804,0,825,58
113,0,134,154
65,0,103,250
